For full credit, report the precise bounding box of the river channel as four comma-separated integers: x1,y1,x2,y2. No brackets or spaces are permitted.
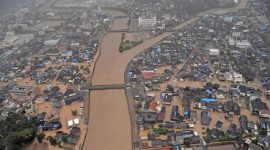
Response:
83,11,132,150
82,9,172,149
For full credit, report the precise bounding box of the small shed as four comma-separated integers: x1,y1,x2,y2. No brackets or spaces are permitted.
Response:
67,120,74,128
74,118,80,125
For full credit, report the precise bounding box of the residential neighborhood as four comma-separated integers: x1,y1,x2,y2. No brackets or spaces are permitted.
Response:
0,0,270,150
125,0,270,149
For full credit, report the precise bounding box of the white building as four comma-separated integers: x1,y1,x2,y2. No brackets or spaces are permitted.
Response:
224,72,233,82
208,48,220,56
3,34,34,47
228,37,235,46
138,16,157,30
232,72,244,83
0,50,15,60
236,40,251,49
6,31,15,36
70,42,80,48
7,24,28,30
224,16,233,22
43,39,60,46
259,109,270,119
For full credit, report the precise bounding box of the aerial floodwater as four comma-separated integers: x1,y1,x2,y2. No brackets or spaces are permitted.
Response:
83,0,249,149
84,33,132,150
0,0,257,149
83,9,171,150
83,10,132,150
81,7,195,150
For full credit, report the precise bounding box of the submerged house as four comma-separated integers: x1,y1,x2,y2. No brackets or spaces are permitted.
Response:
239,115,248,133
250,98,268,115
10,84,41,104
64,94,82,105
226,123,237,138
131,88,142,99
157,106,166,122
201,111,211,126
162,93,173,105
142,112,157,123
171,105,180,121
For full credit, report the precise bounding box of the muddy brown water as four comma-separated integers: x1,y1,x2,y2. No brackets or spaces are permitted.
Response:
83,1,248,149
83,14,170,150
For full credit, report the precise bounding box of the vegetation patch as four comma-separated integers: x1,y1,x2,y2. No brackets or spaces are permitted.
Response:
71,109,78,116
0,113,37,149
152,127,168,135
219,135,235,142
119,33,143,53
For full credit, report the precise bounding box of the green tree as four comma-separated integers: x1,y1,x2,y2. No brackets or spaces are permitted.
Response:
48,136,57,145
213,83,220,89
152,128,168,135
184,140,191,146
0,113,36,148
259,129,268,136
37,133,45,143
71,109,78,116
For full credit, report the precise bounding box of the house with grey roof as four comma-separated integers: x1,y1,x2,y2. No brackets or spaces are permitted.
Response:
201,111,211,126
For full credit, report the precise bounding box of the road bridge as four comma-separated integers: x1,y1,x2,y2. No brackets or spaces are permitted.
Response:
108,29,129,32
108,28,178,33
83,84,129,90
113,16,129,19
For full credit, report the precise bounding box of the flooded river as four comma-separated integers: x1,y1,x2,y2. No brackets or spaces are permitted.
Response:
83,10,171,150
83,0,248,149
83,32,132,150
83,10,200,150
83,12,132,150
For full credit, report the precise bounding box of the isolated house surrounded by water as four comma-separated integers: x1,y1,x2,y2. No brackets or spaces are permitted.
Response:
64,94,82,105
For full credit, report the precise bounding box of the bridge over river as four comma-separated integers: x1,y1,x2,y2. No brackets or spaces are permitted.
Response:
108,29,177,33
82,84,145,90
84,84,127,90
